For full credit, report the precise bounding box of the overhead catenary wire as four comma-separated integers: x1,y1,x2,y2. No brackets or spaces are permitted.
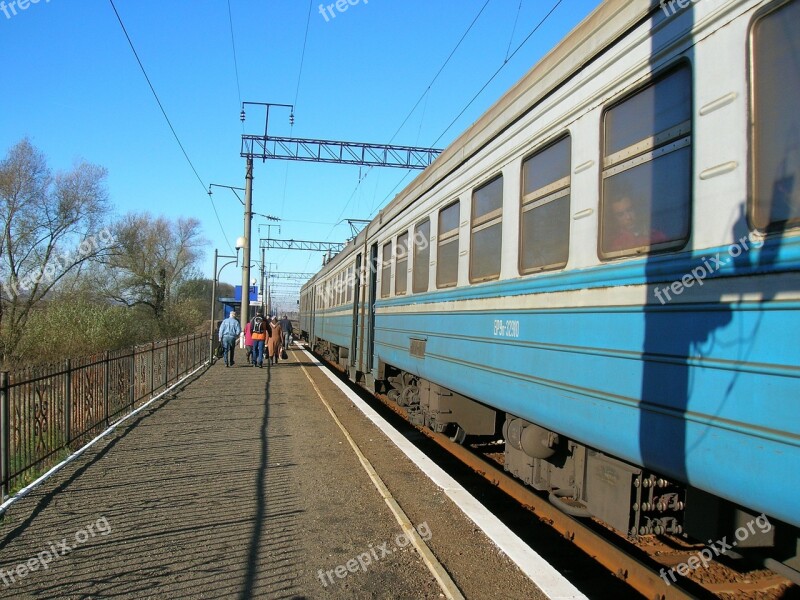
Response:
279,0,315,222
431,0,565,148
107,0,233,251
227,0,243,111
505,0,524,62
331,0,493,232
387,0,492,145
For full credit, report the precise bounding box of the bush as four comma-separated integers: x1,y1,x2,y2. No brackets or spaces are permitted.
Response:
13,299,156,364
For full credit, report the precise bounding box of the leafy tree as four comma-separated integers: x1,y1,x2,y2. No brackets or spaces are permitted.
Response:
0,139,111,361
100,213,207,329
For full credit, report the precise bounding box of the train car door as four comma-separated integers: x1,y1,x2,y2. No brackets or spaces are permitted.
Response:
310,283,316,346
366,243,378,386
349,253,362,381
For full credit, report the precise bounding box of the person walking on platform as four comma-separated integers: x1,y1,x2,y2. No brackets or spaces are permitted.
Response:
218,311,242,367
278,314,293,349
250,311,270,368
242,319,253,363
268,316,283,365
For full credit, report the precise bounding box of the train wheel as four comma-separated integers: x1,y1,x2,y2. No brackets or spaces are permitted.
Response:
450,425,467,445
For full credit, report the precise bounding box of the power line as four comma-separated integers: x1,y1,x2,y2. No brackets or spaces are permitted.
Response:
339,1,492,224
387,0,492,145
367,1,563,219
505,0,524,62
431,0,565,148
107,0,232,251
227,0,243,109
281,0,315,219
293,0,314,111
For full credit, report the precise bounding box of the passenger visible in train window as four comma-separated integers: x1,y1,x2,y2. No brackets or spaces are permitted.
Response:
606,196,667,253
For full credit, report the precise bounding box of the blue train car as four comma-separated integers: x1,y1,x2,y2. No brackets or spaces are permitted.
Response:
301,0,800,577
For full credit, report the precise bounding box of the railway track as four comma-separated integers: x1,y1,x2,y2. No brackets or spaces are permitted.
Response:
312,349,797,600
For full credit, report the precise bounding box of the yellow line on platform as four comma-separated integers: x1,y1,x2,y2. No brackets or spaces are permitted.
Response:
296,353,465,600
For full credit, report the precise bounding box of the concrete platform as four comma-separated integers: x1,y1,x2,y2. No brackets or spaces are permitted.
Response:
0,346,557,599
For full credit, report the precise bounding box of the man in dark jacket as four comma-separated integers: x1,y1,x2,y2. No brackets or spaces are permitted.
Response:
278,315,293,348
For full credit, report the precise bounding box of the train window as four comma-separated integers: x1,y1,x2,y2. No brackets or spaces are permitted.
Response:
600,65,692,258
437,200,460,288
395,232,409,296
751,0,800,231
520,136,571,273
413,219,430,293
346,265,353,303
470,175,503,282
334,274,339,306
381,241,392,298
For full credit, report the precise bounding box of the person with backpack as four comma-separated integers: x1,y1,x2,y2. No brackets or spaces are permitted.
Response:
250,311,270,368
218,311,242,367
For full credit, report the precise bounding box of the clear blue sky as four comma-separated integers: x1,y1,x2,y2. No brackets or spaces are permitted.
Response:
1,0,600,315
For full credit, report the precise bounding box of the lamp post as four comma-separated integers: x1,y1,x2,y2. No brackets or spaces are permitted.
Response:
209,246,241,362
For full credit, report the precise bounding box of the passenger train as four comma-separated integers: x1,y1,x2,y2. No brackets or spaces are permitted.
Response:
300,0,800,575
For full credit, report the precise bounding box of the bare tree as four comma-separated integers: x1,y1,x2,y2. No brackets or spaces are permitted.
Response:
101,213,206,323
0,139,111,360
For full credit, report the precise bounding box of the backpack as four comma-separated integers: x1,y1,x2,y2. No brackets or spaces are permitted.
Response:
252,315,266,334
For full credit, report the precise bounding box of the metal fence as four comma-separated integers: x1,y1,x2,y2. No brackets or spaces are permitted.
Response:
0,332,208,500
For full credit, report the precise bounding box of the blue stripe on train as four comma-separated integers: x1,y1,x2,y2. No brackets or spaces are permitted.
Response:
372,302,800,528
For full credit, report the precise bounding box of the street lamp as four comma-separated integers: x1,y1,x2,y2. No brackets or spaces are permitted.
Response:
209,246,241,362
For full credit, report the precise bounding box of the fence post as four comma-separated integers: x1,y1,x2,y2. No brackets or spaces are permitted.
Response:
164,339,169,389
64,360,72,450
104,351,110,427
150,341,155,397
129,349,136,409
1,371,9,501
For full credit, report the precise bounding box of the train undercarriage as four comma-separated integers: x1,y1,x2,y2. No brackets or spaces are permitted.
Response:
310,337,800,584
